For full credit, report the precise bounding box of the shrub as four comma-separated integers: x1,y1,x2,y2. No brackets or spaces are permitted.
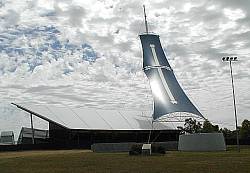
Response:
152,145,166,154
129,144,142,155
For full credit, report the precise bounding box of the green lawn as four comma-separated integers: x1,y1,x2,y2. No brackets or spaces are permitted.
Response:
0,147,250,173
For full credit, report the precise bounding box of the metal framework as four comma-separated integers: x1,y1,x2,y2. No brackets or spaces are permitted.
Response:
153,112,205,123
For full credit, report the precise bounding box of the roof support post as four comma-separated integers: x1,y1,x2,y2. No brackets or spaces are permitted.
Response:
147,121,154,143
30,113,35,144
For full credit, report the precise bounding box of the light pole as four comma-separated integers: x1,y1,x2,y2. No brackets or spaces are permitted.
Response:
222,56,240,152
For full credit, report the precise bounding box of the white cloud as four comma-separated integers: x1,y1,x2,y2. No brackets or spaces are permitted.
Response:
0,0,250,138
223,8,246,21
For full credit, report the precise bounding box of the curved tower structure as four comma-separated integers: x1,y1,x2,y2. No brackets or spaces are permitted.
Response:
140,6,204,121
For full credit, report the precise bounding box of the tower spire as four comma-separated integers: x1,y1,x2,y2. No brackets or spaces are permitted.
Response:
143,5,149,34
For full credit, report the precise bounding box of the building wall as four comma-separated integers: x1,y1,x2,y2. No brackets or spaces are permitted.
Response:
49,122,180,148
0,136,14,144
17,127,49,144
178,133,226,151
0,132,14,144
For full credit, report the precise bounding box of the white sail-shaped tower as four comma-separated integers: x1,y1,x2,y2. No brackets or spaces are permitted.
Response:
140,7,205,121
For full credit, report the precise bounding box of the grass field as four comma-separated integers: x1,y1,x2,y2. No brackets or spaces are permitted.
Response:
0,146,250,173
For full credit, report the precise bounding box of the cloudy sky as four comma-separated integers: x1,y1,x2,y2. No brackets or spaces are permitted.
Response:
0,0,250,138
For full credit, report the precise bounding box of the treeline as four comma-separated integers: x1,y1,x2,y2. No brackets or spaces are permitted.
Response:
177,118,250,144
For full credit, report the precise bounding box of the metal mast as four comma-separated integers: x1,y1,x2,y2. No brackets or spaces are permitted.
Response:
229,60,240,152
222,56,240,152
143,5,149,34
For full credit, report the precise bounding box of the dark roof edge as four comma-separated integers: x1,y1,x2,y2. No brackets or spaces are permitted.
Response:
11,103,68,129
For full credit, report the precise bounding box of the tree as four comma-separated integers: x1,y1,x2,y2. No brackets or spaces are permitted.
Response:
240,119,250,139
201,120,219,133
177,118,202,134
219,128,235,139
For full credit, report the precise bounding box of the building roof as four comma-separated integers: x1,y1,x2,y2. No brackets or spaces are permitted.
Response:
13,103,174,130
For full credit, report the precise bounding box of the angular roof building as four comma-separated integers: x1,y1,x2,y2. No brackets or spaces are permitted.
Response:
13,103,179,148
